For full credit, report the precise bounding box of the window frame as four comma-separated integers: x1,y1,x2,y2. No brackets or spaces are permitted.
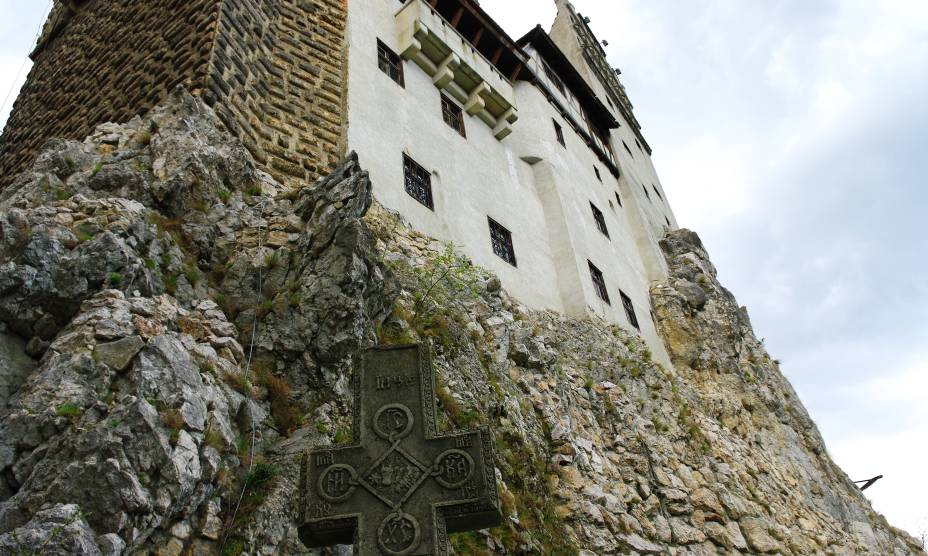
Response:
377,39,404,87
543,62,566,96
588,261,610,304
441,93,466,138
403,154,433,210
554,119,565,147
488,217,517,267
590,202,610,238
620,290,640,330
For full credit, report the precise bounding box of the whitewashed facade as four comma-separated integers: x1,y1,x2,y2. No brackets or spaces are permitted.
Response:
346,0,678,364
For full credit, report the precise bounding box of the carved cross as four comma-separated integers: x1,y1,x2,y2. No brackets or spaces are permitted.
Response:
299,344,501,555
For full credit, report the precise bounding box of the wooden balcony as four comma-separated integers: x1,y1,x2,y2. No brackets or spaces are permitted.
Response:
396,0,520,140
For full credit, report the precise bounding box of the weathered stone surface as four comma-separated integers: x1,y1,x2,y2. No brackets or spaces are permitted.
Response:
0,88,921,556
0,329,35,409
93,335,145,371
0,0,348,191
740,516,782,553
0,504,104,555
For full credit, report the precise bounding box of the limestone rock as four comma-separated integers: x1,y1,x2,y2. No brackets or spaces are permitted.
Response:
93,335,145,371
0,90,921,556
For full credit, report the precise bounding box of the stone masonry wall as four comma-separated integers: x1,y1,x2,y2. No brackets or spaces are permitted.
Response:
0,0,221,189
0,0,349,191
207,0,348,187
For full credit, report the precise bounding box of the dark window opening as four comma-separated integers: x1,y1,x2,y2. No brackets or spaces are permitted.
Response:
488,218,517,266
543,62,566,96
642,185,651,201
403,154,433,209
588,261,610,304
608,199,615,211
591,202,609,238
652,185,663,201
615,192,622,207
441,94,466,137
635,138,642,151
665,216,671,227
620,290,639,330
554,120,565,147
623,140,633,157
378,40,404,86
594,166,602,182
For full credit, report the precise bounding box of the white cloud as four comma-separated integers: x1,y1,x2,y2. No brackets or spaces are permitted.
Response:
0,56,31,130
829,363,928,538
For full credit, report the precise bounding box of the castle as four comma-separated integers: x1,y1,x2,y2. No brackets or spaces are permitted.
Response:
0,0,678,364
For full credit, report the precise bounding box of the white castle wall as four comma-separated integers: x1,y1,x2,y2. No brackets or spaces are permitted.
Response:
345,0,675,366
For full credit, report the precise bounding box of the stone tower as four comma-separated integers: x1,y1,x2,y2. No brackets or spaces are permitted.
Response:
0,0,348,190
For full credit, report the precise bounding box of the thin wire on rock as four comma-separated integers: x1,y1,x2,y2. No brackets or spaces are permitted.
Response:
220,198,267,552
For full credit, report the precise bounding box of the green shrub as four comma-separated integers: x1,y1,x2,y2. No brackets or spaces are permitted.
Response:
55,403,81,418
245,462,279,491
183,265,201,286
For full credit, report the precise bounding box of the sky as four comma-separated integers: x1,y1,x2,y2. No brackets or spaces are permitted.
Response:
1,0,926,542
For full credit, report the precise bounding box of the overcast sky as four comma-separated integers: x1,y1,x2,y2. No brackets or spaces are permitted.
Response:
1,0,926,540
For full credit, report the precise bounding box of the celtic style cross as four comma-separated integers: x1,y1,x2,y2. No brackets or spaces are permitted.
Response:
299,344,501,555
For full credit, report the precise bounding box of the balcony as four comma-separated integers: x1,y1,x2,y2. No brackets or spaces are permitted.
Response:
395,0,519,140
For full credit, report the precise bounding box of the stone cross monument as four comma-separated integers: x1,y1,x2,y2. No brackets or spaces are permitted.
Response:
299,344,501,555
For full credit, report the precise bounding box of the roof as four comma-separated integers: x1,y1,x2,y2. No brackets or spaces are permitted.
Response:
424,0,532,82
516,25,618,130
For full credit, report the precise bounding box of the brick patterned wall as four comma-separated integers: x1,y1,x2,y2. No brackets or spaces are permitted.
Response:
0,0,349,190
0,0,221,189
207,0,348,187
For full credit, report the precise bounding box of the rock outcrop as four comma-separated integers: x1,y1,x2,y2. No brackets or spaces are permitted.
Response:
0,88,921,555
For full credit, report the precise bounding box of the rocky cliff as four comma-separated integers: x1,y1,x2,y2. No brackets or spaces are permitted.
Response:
0,89,921,555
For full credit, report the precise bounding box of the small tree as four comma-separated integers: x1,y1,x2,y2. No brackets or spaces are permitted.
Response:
407,244,485,323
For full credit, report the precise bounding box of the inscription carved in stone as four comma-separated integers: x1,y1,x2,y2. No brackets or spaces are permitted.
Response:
299,344,501,555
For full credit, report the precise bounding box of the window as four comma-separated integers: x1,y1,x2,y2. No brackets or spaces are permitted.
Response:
615,192,622,207
642,185,651,201
635,138,642,151
488,218,517,266
594,166,602,182
377,40,404,86
554,120,565,147
620,290,639,330
622,140,633,157
588,261,610,304
652,185,663,201
403,154,433,209
665,216,671,227
441,94,466,137
543,62,566,95
590,202,609,238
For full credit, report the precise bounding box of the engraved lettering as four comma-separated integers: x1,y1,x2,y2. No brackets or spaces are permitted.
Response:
375,374,417,390
316,453,334,467
459,483,478,500
456,435,473,448
309,502,333,519
433,449,474,489
378,512,420,554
